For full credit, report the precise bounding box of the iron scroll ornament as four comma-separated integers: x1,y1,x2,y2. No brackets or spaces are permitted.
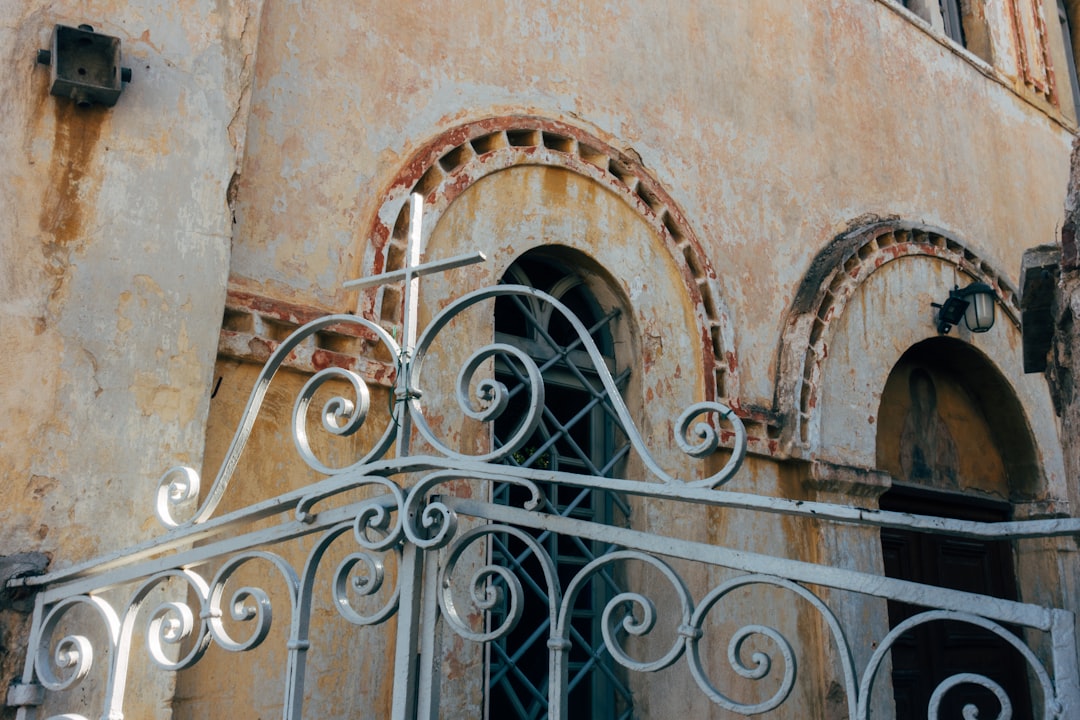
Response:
408,284,747,485
154,285,747,530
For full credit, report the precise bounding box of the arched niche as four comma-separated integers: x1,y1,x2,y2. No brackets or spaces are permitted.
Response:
876,337,1041,502
873,339,1056,719
358,116,737,404
779,221,1065,509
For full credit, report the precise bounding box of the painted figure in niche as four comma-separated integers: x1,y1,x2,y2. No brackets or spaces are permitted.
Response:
899,368,958,488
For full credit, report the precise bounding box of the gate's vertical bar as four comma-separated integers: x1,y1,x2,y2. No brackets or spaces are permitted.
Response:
1051,609,1079,718
10,594,45,720
282,535,330,720
390,193,426,720
391,543,426,720
414,519,444,720
281,608,312,720
549,635,570,720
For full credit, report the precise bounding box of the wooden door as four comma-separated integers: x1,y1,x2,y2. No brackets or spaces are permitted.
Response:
880,488,1031,719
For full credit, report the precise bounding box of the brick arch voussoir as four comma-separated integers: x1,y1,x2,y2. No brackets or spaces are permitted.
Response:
777,221,1021,453
361,116,738,401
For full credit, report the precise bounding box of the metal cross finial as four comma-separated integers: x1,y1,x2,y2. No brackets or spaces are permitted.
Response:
343,193,486,355
343,193,485,454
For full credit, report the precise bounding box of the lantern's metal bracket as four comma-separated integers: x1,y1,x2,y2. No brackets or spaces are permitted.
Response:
37,24,132,108
932,286,969,334
932,282,996,334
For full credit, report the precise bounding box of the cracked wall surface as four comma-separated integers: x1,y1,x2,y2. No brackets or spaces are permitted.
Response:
0,1,263,716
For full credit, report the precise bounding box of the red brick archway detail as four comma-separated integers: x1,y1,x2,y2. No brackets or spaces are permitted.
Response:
776,221,1021,453
360,116,738,402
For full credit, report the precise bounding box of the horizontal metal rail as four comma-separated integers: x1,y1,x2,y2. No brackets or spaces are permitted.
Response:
12,461,1079,595
440,495,1061,631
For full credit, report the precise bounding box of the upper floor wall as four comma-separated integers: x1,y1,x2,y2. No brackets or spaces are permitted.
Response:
226,0,1076,407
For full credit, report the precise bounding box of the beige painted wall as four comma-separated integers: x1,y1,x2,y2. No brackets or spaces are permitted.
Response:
1,0,257,561
0,0,260,714
3,0,1077,717
226,0,1074,406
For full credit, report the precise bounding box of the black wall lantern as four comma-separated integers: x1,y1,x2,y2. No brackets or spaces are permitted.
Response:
934,282,996,334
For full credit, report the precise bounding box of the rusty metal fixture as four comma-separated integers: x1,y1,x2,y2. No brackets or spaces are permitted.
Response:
37,24,132,108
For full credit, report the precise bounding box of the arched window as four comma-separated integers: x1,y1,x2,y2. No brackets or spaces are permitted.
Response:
488,252,633,719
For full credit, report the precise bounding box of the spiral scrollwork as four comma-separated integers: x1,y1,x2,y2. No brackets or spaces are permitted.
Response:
600,590,657,662
408,340,547,463
44,635,93,691
457,353,509,424
562,551,692,675
152,314,401,529
33,596,119,693
115,569,212,674
332,551,399,626
407,288,560,464
438,525,554,643
727,624,793,685
928,673,1012,720
351,495,402,552
288,519,401,699
207,553,298,654
406,285,748,489
215,587,273,653
444,343,546,462
146,601,197,668
155,465,201,529
675,402,746,487
676,405,723,459
416,498,459,548
293,475,405,546
402,471,477,549
686,577,813,715
401,470,544,550
858,610,1055,720
694,623,795,714
293,366,387,475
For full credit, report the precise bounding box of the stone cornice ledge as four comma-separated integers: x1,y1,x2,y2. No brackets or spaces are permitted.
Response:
217,288,397,387
804,459,894,500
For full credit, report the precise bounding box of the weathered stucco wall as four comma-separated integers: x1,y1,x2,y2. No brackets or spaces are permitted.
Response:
0,0,261,713
3,0,1078,717
226,0,1074,408
0,0,259,565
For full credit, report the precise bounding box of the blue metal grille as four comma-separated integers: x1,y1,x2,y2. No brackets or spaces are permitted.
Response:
488,255,633,719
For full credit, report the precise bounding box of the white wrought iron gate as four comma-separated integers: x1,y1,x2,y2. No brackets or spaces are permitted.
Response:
6,198,1080,719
